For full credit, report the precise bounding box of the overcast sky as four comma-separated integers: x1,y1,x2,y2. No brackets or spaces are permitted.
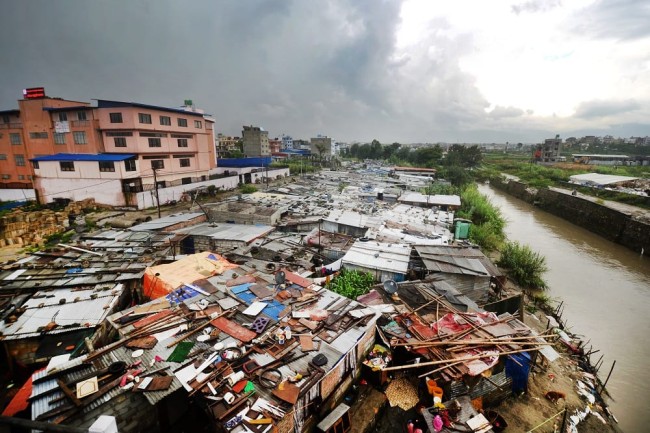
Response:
1,0,649,143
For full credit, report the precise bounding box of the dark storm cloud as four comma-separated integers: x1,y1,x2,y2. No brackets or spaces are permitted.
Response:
573,0,650,41
574,99,640,119
0,1,647,142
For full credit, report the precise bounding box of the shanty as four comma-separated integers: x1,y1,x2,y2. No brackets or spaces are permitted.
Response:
0,165,616,433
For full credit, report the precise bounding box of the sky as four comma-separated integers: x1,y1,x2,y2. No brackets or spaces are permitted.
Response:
1,0,649,143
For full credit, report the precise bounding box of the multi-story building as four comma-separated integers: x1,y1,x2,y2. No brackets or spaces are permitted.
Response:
0,88,217,207
292,139,310,151
540,135,562,162
310,135,333,159
242,125,269,157
217,134,240,155
269,137,282,153
0,90,103,189
281,135,293,150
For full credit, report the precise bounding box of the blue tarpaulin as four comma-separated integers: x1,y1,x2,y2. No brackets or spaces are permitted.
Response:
166,285,201,305
505,351,531,394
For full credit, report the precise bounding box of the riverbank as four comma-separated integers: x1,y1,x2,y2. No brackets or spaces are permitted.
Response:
490,176,650,255
479,184,650,432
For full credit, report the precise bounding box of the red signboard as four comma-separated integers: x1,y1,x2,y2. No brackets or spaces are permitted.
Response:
23,87,46,99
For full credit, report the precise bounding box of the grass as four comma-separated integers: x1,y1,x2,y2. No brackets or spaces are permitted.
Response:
327,268,374,299
497,241,548,290
457,185,506,251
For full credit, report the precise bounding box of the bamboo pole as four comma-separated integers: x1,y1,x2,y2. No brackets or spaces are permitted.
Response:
600,360,616,393
417,360,464,378
381,347,539,372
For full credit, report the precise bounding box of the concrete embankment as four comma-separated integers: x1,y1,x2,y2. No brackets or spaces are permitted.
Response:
490,177,650,254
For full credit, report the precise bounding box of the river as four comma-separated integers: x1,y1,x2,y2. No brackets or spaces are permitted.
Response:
479,184,650,432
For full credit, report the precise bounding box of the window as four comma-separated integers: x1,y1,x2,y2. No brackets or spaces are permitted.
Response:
179,158,190,167
99,161,115,172
14,155,25,166
194,120,202,128
109,112,123,123
10,133,21,145
105,131,133,137
124,159,136,171
170,133,192,138
0,154,6,160
18,175,24,180
29,132,48,139
148,138,161,147
114,137,127,147
138,113,152,124
58,112,67,121
31,161,39,169
1,115,9,124
159,116,171,126
139,132,166,137
151,160,164,170
60,161,75,171
178,118,187,127
77,111,87,121
73,131,87,144
1,174,10,180
177,138,188,147
54,133,66,144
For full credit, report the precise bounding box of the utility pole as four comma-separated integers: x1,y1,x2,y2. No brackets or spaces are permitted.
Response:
153,166,161,218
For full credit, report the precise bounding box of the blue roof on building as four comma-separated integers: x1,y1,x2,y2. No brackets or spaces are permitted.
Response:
96,100,209,117
31,153,136,162
217,157,272,168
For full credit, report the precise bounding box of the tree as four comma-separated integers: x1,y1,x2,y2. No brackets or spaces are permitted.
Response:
315,143,327,165
445,144,482,168
349,143,360,158
370,139,383,159
411,145,443,167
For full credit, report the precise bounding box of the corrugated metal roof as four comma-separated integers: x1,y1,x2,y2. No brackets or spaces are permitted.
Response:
398,192,461,207
174,222,275,243
129,212,205,232
341,241,410,274
414,245,503,277
1,291,120,340
569,173,638,186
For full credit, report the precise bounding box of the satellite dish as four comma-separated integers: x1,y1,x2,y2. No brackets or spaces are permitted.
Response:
275,271,286,285
383,280,398,294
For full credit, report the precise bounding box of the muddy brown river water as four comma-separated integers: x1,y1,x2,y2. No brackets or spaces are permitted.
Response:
479,184,650,432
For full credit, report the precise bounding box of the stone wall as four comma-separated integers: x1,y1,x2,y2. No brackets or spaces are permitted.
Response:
490,178,650,254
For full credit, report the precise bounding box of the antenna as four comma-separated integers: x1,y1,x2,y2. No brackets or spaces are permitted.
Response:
383,280,398,295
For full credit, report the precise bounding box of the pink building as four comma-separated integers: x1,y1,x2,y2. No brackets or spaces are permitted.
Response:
29,99,219,208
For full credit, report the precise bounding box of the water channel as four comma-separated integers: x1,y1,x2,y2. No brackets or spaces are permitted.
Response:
478,184,650,432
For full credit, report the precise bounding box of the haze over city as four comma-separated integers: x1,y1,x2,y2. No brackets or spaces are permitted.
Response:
1,0,649,142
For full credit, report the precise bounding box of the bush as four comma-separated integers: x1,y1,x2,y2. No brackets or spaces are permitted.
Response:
328,268,374,299
497,241,548,289
239,184,257,194
457,185,506,251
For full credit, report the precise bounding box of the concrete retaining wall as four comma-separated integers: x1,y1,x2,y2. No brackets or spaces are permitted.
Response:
490,178,650,254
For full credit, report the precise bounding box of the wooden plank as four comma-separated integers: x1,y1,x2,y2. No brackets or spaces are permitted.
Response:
300,335,315,352
56,379,82,407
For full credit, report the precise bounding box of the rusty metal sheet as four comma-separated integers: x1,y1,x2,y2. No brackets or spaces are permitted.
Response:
132,310,174,329
210,317,256,343
226,275,256,287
